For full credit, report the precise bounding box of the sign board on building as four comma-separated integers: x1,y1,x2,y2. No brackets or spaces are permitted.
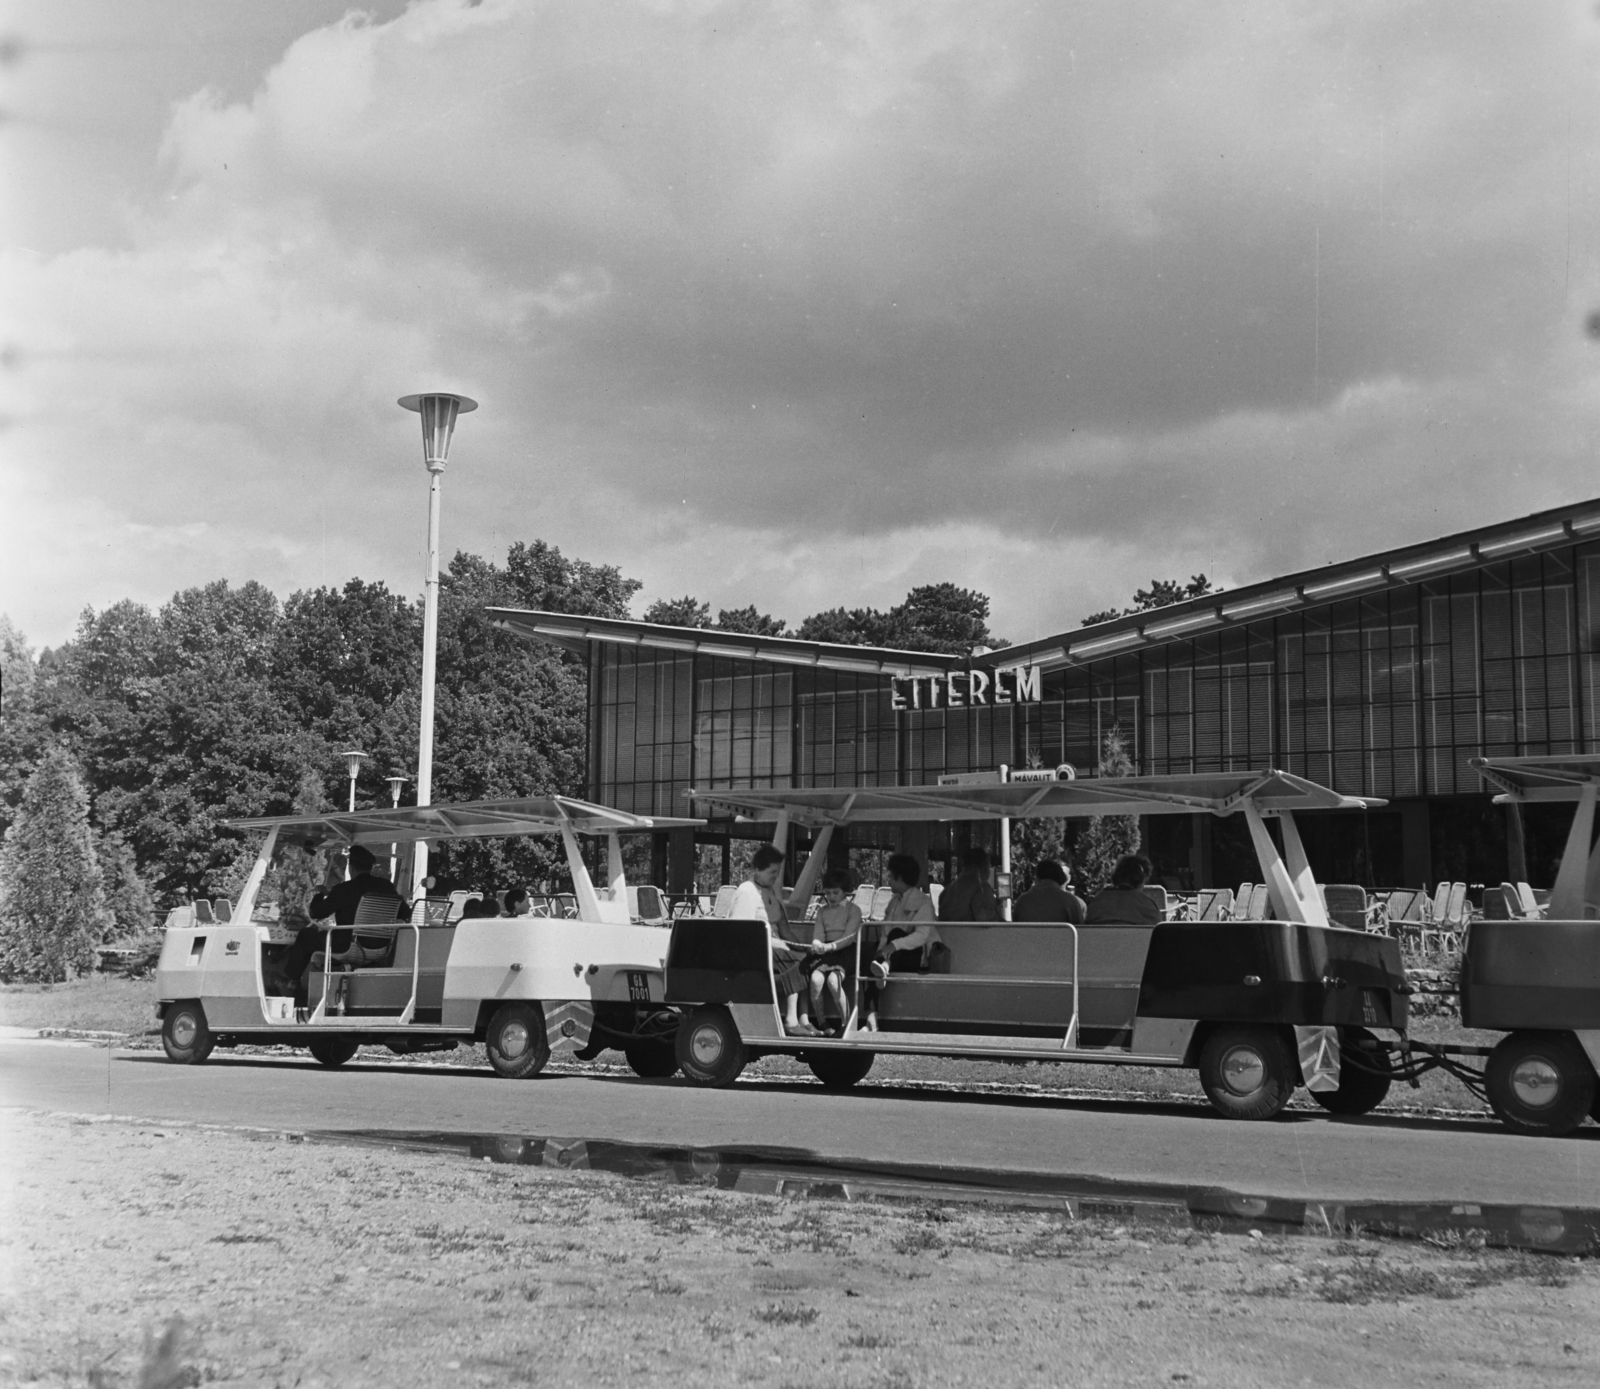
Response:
889,665,1041,712
936,771,1006,787
1008,764,1077,784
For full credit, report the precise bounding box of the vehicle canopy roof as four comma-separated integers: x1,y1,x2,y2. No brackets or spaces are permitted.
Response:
1472,754,1600,803
686,769,1380,828
226,796,702,850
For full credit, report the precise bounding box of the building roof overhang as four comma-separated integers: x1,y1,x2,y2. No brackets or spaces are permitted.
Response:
487,608,962,677
988,496,1600,674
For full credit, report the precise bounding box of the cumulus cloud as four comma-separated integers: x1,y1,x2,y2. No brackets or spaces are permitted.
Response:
5,0,1600,642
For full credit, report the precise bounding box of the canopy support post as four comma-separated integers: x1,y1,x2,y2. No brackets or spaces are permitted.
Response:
771,811,790,854
234,826,278,926
1549,784,1598,920
1275,811,1329,928
606,831,627,903
1243,803,1314,925
789,823,834,908
558,821,605,922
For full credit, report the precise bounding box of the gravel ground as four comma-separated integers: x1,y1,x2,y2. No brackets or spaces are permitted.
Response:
2,1108,1596,1389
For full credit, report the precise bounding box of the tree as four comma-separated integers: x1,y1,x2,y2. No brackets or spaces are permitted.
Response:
1082,575,1214,627
95,829,156,942
1071,725,1141,896
794,583,997,656
715,605,786,637
643,596,712,627
793,605,893,646
0,746,107,981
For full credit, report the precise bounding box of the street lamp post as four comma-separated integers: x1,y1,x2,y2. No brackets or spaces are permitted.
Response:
398,391,477,901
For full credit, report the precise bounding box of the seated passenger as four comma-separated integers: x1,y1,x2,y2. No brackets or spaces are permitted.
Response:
938,846,1001,923
807,869,864,1036
1013,859,1087,925
458,897,495,920
268,845,409,1000
864,854,942,1031
729,844,817,1037
502,886,531,917
1084,855,1163,926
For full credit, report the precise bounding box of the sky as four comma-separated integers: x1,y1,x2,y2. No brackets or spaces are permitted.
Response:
3,0,1599,651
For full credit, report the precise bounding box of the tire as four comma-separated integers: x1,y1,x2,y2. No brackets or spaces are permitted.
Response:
1485,1031,1596,1137
485,1002,551,1080
624,1042,680,1078
308,1035,360,1068
803,1049,876,1090
1198,1025,1296,1121
674,1006,748,1088
161,1001,214,1065
1312,1026,1393,1116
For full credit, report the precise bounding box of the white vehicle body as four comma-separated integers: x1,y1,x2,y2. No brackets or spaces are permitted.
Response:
156,795,698,1076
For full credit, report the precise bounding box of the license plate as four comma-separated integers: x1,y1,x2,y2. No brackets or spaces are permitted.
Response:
627,971,651,1003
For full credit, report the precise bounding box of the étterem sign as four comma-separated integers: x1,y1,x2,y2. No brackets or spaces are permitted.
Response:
889,666,1041,712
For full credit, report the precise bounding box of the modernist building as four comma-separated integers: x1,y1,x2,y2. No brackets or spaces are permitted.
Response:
493,498,1600,895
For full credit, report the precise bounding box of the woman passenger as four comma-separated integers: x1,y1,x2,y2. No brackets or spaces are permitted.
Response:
729,844,818,1036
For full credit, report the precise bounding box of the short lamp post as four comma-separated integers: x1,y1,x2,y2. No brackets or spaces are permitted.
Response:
339,749,367,814
398,391,477,900
384,774,408,884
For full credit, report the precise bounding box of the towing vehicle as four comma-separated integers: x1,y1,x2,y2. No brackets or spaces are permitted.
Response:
664,770,1409,1121
155,796,698,1078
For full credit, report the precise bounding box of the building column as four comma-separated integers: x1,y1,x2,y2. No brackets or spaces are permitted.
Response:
666,828,697,894
1399,799,1431,888
1191,813,1213,889
896,822,931,879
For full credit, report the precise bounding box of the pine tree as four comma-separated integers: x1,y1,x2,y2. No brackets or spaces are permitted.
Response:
0,746,108,981
1071,725,1141,896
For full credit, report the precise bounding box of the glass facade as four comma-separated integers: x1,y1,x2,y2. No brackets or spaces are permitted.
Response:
590,546,1600,811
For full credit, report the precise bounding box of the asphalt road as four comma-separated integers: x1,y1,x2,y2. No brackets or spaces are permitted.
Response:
5,1037,1598,1207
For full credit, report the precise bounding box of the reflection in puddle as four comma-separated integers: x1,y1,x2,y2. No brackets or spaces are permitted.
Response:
309,1129,1597,1256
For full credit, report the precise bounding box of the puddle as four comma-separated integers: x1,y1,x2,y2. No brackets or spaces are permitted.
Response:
308,1128,1598,1255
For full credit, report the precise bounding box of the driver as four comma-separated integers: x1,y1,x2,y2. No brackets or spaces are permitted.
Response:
268,845,410,999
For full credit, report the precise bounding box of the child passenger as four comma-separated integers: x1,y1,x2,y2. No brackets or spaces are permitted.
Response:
807,869,864,1035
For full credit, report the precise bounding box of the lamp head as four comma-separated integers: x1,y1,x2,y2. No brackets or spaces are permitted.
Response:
339,749,368,780
384,774,408,806
398,392,478,474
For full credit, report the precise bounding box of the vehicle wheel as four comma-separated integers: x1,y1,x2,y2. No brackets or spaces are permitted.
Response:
1485,1031,1596,1137
624,1042,679,1078
1198,1025,1296,1121
674,1006,747,1088
486,1002,551,1080
1312,1026,1393,1116
308,1035,360,1068
161,1001,214,1064
803,1049,875,1090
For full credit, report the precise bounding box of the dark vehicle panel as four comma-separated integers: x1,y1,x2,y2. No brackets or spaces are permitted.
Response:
1137,923,1408,1030
1461,919,1600,1030
665,918,775,1006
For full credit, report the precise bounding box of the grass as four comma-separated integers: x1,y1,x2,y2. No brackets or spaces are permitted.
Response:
0,976,157,1036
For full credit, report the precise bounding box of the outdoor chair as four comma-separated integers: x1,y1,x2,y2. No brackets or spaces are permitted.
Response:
1483,885,1513,920
1142,884,1170,920
711,885,738,918
1196,887,1232,921
1514,882,1542,918
1320,884,1369,933
1245,884,1271,920
192,899,216,925
850,885,878,919
868,886,895,921
213,898,233,923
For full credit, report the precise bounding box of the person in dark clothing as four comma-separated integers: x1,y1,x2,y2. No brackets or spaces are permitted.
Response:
1084,854,1162,926
1012,859,1086,924
269,845,409,997
938,846,1001,922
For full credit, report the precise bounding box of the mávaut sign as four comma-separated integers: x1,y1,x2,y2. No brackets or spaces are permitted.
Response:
888,665,1041,712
